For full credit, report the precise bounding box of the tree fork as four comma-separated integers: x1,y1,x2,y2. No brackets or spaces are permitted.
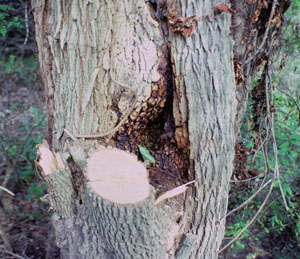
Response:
32,0,291,257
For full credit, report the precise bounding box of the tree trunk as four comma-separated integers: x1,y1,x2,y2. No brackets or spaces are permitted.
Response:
32,0,289,258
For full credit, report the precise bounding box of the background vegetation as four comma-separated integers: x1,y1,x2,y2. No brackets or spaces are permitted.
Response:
0,1,50,258
222,1,300,258
0,0,299,258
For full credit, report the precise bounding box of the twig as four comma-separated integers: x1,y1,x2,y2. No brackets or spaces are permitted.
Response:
18,222,48,231
224,179,272,220
0,248,27,259
260,117,271,173
63,128,78,142
275,86,300,116
23,2,29,45
0,168,14,198
0,186,15,196
218,178,275,254
228,174,268,217
266,64,289,211
0,222,12,252
244,0,278,65
230,173,264,183
250,118,270,168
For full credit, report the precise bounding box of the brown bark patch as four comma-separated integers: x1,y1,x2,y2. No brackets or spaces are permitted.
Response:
167,9,196,37
114,45,189,194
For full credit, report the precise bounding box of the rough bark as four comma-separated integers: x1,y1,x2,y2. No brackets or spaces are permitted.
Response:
168,1,236,257
32,0,182,257
32,0,290,258
32,0,165,150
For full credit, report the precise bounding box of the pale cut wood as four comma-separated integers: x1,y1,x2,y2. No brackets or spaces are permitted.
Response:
87,148,149,204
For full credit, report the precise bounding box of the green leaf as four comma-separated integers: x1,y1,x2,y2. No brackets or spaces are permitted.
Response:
0,4,15,11
289,150,298,158
279,142,289,149
275,131,285,140
138,145,156,164
282,184,293,197
8,144,18,157
296,221,300,234
278,149,288,156
246,142,254,148
291,133,300,141
31,106,38,116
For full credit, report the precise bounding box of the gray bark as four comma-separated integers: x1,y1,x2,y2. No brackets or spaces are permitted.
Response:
32,0,235,258
32,0,289,258
168,1,236,257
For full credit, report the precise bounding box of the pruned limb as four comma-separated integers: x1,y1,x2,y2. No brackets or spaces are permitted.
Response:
45,169,76,218
36,140,76,218
80,147,174,258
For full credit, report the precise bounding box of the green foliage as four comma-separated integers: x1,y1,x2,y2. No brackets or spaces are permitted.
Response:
0,54,19,74
0,4,23,37
0,106,47,220
17,107,47,182
26,182,47,200
0,55,39,86
138,145,156,164
227,1,300,250
286,0,300,51
6,122,45,181
19,208,45,221
227,84,300,255
226,221,250,251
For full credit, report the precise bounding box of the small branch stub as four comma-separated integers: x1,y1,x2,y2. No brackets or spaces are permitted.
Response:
36,140,65,176
87,148,149,204
36,140,75,218
155,180,195,206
